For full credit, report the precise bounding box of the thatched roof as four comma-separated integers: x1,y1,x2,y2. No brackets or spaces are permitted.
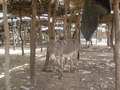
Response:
0,0,83,17
0,0,113,40
0,0,113,25
0,0,112,17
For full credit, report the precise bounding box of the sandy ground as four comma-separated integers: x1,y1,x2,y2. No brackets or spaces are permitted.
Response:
0,44,115,90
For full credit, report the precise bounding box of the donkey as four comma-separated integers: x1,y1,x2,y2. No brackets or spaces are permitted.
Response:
47,39,80,78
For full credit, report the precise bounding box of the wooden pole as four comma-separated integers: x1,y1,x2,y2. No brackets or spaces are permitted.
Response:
96,31,97,45
44,0,58,70
67,0,71,39
77,14,80,43
114,0,120,90
110,15,114,49
30,0,37,86
38,16,43,52
3,0,11,90
19,1,24,55
43,3,51,69
52,0,58,36
106,24,111,47
74,14,80,41
11,17,16,50
48,3,52,39
63,0,68,39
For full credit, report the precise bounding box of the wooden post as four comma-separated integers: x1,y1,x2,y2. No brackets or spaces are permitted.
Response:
63,0,68,38
52,0,58,36
24,28,27,46
48,3,52,39
30,0,37,86
110,15,114,49
106,24,111,47
38,16,43,52
44,0,58,70
75,14,80,42
43,3,51,69
77,14,80,43
67,0,71,39
3,0,11,90
114,0,120,90
11,17,16,50
19,1,24,55
96,31,97,45
78,14,81,61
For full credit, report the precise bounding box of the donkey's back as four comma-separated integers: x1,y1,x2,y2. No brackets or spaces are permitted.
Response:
59,39,79,57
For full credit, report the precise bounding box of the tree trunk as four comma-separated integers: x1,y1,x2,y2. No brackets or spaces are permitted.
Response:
63,0,68,39
106,25,111,47
75,14,80,42
96,31,97,45
11,17,16,50
38,16,43,52
77,14,80,43
51,0,58,39
30,0,37,86
67,0,71,39
44,0,58,70
3,0,11,90
67,20,71,38
48,3,52,39
24,29,27,46
19,4,24,56
114,0,120,90
110,15,114,49
43,3,51,69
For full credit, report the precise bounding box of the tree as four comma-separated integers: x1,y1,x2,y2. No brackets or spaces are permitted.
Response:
3,0,11,90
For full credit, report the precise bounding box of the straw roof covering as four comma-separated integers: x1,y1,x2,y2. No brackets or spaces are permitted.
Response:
0,0,113,22
0,0,114,40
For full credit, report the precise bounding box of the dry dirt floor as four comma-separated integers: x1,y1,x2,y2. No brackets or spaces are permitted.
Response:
0,44,115,90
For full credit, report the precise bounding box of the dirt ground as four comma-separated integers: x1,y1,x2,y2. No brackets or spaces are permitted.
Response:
0,44,115,90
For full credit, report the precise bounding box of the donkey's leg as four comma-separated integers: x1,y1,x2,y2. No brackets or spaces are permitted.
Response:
70,57,74,72
59,56,63,79
74,52,78,71
56,57,60,66
64,57,68,65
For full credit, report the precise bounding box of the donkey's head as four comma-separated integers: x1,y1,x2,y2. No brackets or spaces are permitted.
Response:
47,41,57,62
